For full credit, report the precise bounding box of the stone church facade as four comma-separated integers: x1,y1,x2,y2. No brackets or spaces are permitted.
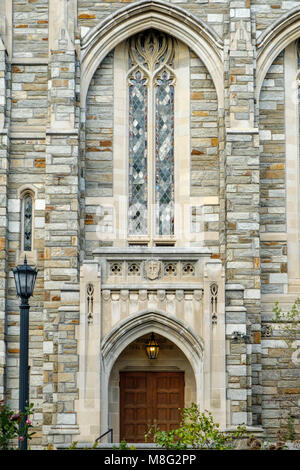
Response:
0,0,299,448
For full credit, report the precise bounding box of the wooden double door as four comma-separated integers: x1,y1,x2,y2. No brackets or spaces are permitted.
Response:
120,371,184,443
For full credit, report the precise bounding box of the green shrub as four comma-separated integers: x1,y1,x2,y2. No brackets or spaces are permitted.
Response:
146,403,247,450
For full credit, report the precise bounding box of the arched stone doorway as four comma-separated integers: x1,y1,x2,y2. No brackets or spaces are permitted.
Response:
108,333,197,443
98,310,204,443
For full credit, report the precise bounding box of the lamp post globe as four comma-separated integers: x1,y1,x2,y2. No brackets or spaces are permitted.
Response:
13,256,37,450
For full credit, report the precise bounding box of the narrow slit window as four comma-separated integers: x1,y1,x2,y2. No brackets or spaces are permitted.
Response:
22,193,33,251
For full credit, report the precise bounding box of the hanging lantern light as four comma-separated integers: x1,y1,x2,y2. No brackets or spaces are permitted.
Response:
146,333,159,359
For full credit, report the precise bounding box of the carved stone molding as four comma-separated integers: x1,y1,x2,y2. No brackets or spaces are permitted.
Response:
144,260,161,280
139,289,148,301
194,290,203,301
102,290,111,302
128,262,141,276
157,289,166,302
175,290,184,302
182,263,195,276
120,289,129,301
164,263,177,277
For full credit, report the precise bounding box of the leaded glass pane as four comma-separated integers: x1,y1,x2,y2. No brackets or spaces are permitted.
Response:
23,194,32,251
128,72,148,235
155,72,174,235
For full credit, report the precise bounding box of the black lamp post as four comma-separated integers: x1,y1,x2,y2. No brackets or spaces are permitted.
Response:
13,256,38,450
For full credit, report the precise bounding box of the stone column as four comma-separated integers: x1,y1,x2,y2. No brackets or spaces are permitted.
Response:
0,39,9,398
43,0,80,446
224,1,262,425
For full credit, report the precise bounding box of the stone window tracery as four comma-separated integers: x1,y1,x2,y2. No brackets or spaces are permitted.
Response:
128,30,175,239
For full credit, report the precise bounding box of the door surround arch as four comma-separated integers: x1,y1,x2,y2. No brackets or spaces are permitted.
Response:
99,310,204,438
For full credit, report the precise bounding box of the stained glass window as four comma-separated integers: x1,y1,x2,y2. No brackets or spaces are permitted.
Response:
155,72,174,235
128,30,175,238
23,194,33,251
128,71,148,235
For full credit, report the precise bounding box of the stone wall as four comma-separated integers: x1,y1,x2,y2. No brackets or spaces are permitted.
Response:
261,299,300,440
13,0,48,59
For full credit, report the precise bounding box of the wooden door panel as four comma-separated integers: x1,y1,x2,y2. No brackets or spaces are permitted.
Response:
154,372,184,435
120,371,184,442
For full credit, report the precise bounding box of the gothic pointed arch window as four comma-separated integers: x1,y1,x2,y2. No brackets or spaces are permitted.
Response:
128,30,175,239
